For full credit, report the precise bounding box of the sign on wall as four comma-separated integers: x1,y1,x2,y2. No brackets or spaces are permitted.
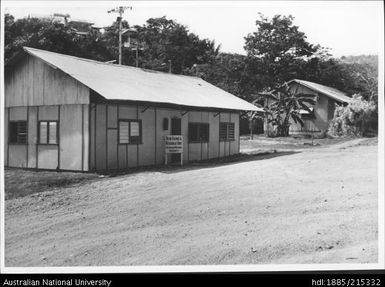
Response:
165,135,183,165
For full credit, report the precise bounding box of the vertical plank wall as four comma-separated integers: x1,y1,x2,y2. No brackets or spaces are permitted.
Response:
27,106,37,168
107,104,118,170
189,111,239,161
4,108,9,166
208,111,220,159
5,104,89,171
4,54,90,170
37,106,59,169
138,106,156,166
155,108,189,165
8,107,28,168
89,104,240,171
90,103,144,171
60,104,89,171
288,84,328,133
188,111,202,161
119,105,138,168
5,55,89,107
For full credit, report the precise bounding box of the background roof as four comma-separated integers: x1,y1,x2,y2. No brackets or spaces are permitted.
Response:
23,47,261,112
289,79,352,103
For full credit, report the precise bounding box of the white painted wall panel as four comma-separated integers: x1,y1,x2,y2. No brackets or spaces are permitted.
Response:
60,105,85,171
9,107,27,121
230,113,240,155
38,145,58,169
138,106,155,166
82,105,89,171
209,112,220,159
8,145,28,168
95,104,107,170
5,55,89,107
4,108,9,166
27,106,38,168
107,129,118,170
89,104,96,170
38,106,59,120
127,145,138,168
118,145,127,169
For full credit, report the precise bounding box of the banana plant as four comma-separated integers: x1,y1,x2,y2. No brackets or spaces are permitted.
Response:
262,83,316,137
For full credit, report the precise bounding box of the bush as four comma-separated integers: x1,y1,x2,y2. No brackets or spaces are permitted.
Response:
328,94,377,137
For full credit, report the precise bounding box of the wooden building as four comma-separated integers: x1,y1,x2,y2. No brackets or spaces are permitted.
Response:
4,47,260,172
264,79,352,137
287,79,351,136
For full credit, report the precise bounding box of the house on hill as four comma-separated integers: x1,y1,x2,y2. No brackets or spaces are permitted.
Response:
286,79,351,136
4,47,261,172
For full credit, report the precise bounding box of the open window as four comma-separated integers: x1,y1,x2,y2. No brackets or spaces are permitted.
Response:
299,107,315,120
119,120,142,144
9,121,27,144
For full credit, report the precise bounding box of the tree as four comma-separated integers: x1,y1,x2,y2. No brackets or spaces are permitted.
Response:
244,13,328,89
128,16,220,73
4,13,111,65
185,53,256,99
4,14,216,75
328,94,377,137
262,83,316,137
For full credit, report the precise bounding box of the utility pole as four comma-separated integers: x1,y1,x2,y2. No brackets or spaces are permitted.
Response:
124,28,144,68
108,6,132,65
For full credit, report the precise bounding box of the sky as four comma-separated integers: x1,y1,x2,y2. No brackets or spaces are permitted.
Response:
3,1,384,57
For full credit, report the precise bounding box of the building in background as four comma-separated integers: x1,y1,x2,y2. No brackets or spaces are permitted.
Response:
286,79,351,136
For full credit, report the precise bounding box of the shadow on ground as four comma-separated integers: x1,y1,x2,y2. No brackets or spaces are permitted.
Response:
108,150,300,175
5,150,299,199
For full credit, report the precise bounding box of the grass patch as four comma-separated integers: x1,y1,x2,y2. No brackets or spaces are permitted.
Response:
240,134,367,151
4,169,99,200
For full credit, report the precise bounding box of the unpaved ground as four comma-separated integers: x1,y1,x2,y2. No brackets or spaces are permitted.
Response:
4,169,98,200
4,138,378,266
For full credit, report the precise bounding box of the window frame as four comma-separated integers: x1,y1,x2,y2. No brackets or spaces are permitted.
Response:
188,122,210,143
118,119,143,145
9,120,28,145
38,120,59,145
219,122,235,142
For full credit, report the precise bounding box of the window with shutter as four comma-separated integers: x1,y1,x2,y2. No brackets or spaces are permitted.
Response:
219,122,235,141
119,121,129,144
9,121,27,144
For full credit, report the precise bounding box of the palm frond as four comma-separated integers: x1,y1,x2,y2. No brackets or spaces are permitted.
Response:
298,98,317,105
259,92,279,101
291,113,304,127
295,93,317,99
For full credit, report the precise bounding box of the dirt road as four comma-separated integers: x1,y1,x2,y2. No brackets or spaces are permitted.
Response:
4,139,378,266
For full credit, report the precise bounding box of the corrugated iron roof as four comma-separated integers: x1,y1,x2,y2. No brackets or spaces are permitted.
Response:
23,47,261,112
289,79,352,104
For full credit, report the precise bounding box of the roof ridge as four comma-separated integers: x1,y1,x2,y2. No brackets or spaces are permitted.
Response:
296,79,346,93
289,78,351,103
23,46,201,79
